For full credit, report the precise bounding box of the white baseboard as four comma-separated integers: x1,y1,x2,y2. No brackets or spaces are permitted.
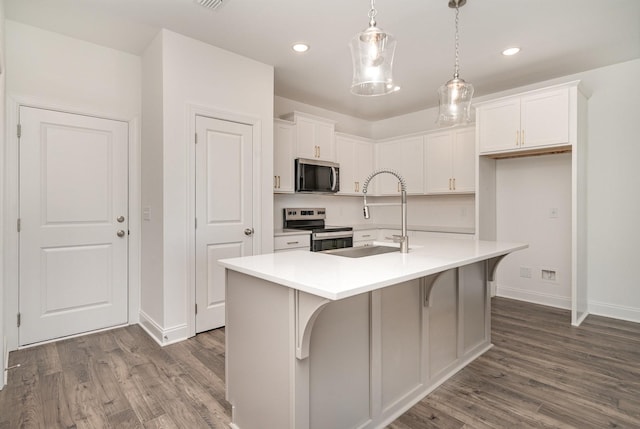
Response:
138,310,188,346
588,300,640,324
496,285,571,310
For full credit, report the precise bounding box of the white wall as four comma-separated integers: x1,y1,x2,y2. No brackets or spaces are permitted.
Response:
372,107,440,140
495,154,573,308
3,20,141,353
275,96,372,137
0,0,6,390
5,21,140,119
139,30,274,343
580,59,640,321
140,32,165,328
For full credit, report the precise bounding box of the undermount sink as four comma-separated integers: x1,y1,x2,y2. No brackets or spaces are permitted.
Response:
321,245,400,258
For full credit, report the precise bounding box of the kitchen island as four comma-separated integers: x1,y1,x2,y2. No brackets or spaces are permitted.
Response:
219,237,526,429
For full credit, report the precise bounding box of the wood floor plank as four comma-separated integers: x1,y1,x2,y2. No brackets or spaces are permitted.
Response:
107,348,165,423
142,413,180,429
39,371,75,429
1,297,639,429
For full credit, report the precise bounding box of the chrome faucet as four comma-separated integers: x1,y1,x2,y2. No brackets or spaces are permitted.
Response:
362,169,409,253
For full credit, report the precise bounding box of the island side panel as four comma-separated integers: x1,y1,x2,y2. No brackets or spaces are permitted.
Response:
309,293,372,429
427,269,459,381
381,279,423,413
460,262,489,354
226,270,293,429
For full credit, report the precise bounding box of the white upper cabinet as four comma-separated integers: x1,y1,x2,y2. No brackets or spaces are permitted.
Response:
425,126,475,194
335,133,374,195
282,111,336,161
375,135,424,195
477,86,570,155
274,119,295,193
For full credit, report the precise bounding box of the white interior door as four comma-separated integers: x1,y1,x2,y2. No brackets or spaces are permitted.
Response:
19,106,129,346
195,115,253,332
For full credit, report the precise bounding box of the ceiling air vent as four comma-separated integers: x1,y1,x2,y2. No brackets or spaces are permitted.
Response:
195,0,229,11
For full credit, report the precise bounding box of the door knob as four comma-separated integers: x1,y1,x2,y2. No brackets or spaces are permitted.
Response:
117,230,126,238
244,228,254,236
117,215,125,223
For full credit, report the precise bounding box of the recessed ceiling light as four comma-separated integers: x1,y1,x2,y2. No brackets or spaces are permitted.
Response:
292,43,310,53
502,47,521,56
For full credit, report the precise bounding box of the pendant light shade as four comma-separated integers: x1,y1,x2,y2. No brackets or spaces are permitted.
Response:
437,0,474,125
437,77,474,125
350,0,398,96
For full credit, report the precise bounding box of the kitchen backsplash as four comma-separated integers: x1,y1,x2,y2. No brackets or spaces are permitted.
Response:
274,194,475,230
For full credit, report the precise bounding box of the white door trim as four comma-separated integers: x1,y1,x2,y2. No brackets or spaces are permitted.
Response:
3,95,141,351
186,103,263,338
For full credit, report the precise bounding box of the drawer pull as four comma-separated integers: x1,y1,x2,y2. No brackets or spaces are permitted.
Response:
287,241,299,245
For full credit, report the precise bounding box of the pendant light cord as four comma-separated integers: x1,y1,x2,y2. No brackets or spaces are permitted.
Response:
368,0,377,26
453,4,460,79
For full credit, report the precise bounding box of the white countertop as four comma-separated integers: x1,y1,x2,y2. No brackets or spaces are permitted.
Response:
219,237,526,300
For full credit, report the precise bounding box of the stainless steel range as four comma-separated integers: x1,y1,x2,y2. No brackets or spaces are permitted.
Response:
283,208,353,252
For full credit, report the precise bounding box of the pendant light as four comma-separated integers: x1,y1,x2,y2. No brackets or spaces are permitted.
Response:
437,0,474,125
349,0,398,96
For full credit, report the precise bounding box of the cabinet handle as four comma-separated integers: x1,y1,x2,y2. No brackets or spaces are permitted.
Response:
274,175,278,188
521,129,525,146
397,182,401,193
453,177,456,190
287,241,299,245
317,146,321,158
362,234,371,238
354,181,359,192
449,178,452,190
277,176,281,189
516,130,519,146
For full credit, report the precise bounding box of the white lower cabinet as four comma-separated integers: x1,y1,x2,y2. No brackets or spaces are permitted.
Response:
353,229,377,247
273,234,310,252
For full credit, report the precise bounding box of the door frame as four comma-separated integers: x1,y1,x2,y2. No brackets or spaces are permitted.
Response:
186,103,263,338
3,96,141,351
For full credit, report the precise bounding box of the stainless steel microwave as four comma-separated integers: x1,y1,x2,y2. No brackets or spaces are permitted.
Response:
295,158,340,193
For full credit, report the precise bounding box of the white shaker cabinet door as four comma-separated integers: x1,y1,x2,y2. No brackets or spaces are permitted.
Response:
520,88,570,149
452,127,476,193
477,97,520,154
274,120,295,193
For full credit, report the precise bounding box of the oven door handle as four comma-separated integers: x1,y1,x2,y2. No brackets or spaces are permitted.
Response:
313,231,353,240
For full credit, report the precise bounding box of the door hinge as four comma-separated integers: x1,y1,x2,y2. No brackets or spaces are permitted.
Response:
17,218,21,232
17,313,21,327
17,123,22,138
195,303,198,315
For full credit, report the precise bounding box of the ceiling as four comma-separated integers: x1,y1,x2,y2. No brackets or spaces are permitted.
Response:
5,0,640,121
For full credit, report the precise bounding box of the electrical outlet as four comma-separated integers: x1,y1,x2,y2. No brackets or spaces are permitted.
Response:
519,267,531,278
541,269,557,282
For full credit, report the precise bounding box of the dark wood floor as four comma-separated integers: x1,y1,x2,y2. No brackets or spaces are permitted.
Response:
1,297,639,428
